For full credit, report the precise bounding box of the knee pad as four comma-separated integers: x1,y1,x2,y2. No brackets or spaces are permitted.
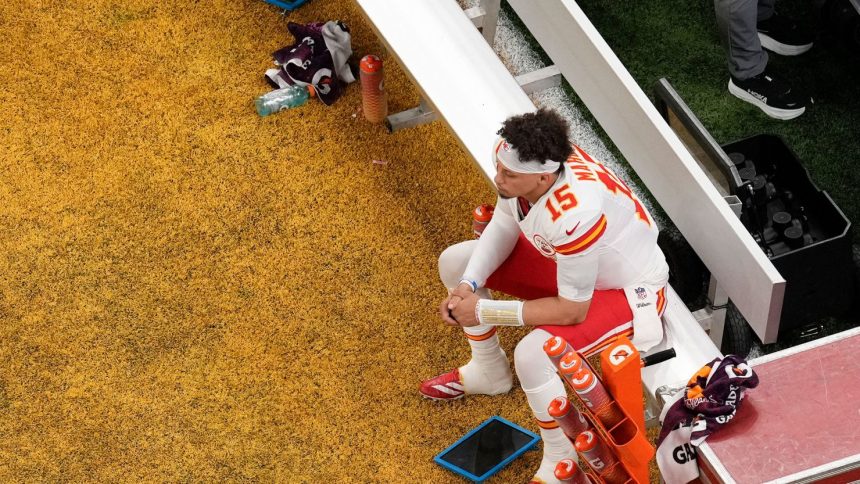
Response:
514,329,558,389
438,240,478,288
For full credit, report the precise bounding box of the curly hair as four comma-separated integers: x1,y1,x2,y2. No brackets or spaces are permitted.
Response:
497,108,572,164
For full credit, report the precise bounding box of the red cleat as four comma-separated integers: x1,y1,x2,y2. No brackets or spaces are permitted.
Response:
420,368,466,401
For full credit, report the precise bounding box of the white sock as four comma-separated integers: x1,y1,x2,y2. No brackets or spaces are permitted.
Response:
524,378,577,483
458,289,512,395
532,428,577,484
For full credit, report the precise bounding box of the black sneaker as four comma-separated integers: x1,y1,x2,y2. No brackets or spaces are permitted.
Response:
757,12,813,56
729,71,808,120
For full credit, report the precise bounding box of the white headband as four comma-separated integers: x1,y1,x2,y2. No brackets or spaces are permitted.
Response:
494,137,561,174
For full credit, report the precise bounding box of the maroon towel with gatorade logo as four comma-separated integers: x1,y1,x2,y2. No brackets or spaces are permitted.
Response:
656,355,759,483
266,21,355,105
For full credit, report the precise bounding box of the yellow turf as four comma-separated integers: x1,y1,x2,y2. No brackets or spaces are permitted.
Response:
0,0,662,481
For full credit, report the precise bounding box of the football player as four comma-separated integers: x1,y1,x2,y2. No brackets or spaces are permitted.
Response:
421,109,669,483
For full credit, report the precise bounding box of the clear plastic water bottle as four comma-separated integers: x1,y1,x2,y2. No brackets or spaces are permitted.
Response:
255,85,309,116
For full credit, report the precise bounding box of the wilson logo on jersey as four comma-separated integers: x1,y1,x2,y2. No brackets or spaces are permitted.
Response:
554,215,607,255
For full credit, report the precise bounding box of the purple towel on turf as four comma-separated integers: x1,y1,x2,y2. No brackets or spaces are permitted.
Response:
266,20,354,105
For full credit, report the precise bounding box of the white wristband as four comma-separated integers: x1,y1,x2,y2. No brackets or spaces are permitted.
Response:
475,299,524,326
458,279,478,293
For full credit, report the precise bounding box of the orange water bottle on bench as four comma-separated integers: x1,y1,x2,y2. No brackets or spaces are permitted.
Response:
472,203,495,238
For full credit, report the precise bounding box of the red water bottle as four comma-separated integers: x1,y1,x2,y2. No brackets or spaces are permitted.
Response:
558,351,585,387
472,204,495,238
575,430,628,484
359,55,387,123
543,335,574,369
570,368,624,429
555,458,592,484
548,396,591,439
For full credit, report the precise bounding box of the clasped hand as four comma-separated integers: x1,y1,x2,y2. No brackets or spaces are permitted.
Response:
438,283,480,327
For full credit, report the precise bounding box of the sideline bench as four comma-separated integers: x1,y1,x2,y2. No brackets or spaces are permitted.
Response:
354,0,564,180
354,0,723,423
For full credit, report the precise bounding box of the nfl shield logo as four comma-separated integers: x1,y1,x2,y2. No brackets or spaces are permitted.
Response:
635,287,647,300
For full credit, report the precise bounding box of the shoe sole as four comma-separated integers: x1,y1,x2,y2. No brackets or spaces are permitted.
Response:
419,383,513,401
728,79,805,121
758,33,813,56
420,393,465,401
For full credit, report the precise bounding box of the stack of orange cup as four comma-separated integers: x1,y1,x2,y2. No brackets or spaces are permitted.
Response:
359,55,388,123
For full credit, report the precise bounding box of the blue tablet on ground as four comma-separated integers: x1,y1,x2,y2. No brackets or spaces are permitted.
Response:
262,0,309,11
434,416,540,482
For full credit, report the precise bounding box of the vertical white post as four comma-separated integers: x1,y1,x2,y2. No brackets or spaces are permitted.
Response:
707,275,728,349
479,0,501,46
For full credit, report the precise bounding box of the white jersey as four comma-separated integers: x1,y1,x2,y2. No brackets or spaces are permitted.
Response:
498,145,668,301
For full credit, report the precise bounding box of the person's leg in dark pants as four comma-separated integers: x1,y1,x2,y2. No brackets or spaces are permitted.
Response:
716,0,769,80
714,0,810,120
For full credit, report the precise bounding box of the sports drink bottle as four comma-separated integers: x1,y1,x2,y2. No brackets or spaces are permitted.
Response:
543,335,573,368
575,430,628,484
571,368,624,429
548,396,591,439
255,85,309,116
558,351,585,385
472,204,495,238
555,458,592,484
